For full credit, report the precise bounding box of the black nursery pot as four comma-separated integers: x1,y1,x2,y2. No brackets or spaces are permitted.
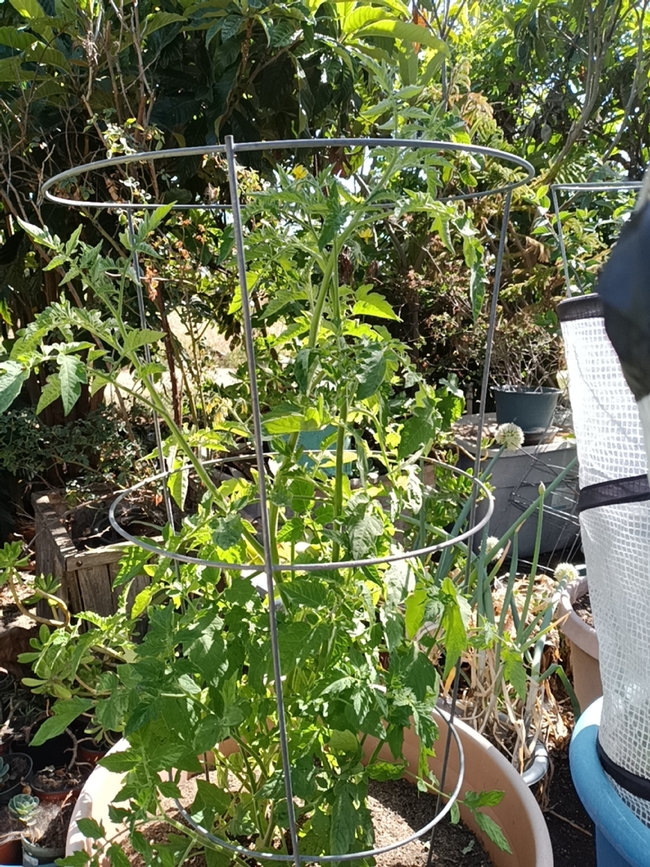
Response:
493,385,561,433
20,732,74,775
0,754,33,805
22,835,65,866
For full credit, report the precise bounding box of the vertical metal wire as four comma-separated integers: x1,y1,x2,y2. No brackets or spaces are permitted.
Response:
552,187,574,299
635,165,650,211
426,190,513,867
224,136,301,867
466,189,513,548
126,211,176,530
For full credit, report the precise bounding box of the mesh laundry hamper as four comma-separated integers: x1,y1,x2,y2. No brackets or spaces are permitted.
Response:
558,295,650,825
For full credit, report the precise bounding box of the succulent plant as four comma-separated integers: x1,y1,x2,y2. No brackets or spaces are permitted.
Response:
0,757,10,788
8,794,39,828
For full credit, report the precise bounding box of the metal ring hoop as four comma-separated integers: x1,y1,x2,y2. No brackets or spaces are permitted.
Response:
107,454,494,572
551,180,643,299
169,706,464,864
41,137,534,210
550,181,641,193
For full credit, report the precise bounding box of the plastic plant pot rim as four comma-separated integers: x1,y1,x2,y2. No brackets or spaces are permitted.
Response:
107,453,495,572
570,697,650,866
556,576,599,661
521,739,550,788
170,708,463,864
492,386,562,395
0,753,34,805
41,137,535,211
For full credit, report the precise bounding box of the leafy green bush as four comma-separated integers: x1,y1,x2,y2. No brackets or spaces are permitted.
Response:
0,406,145,485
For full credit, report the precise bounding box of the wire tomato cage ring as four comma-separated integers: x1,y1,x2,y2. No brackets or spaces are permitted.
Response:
42,137,534,865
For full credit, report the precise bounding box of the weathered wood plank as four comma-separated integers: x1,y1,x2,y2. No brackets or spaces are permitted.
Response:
32,491,152,618
64,543,131,572
76,564,119,617
33,493,73,572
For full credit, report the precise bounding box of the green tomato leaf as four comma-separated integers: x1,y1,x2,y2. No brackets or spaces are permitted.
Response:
294,347,319,393
474,811,512,854
131,586,154,620
30,696,93,746
168,460,189,511
328,729,359,754
36,373,61,414
468,253,486,322
76,818,105,840
0,360,27,413
16,216,58,248
356,348,387,400
289,478,314,514
158,780,181,798
403,647,437,701
282,576,328,610
503,649,528,702
58,353,86,416
330,784,356,854
114,546,151,588
348,508,383,560
405,587,428,639
398,407,436,459
353,291,401,321
440,577,468,678
107,844,131,867
277,517,305,544
57,853,90,867
367,760,405,781
262,403,311,435
212,514,244,551
318,187,347,250
464,790,505,809
195,779,231,814
100,751,141,773
122,329,166,355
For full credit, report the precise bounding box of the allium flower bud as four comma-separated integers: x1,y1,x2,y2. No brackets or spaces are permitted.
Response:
486,536,503,561
494,422,525,451
554,562,579,584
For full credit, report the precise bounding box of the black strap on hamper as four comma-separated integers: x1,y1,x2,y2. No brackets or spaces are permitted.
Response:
597,737,650,801
577,474,650,513
557,293,605,322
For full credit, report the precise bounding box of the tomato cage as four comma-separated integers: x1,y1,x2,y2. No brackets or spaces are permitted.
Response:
42,138,534,864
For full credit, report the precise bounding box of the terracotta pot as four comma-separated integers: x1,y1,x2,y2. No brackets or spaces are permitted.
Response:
76,743,108,767
66,713,552,867
556,575,602,712
31,762,84,805
0,834,21,865
30,779,83,805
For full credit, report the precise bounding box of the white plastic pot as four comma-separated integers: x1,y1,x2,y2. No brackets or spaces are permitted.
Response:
556,575,602,712
66,712,552,867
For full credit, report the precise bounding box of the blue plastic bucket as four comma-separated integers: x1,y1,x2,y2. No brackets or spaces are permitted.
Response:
295,426,353,477
570,698,650,866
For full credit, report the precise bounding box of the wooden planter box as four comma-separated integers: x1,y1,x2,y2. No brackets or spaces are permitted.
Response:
32,491,148,617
